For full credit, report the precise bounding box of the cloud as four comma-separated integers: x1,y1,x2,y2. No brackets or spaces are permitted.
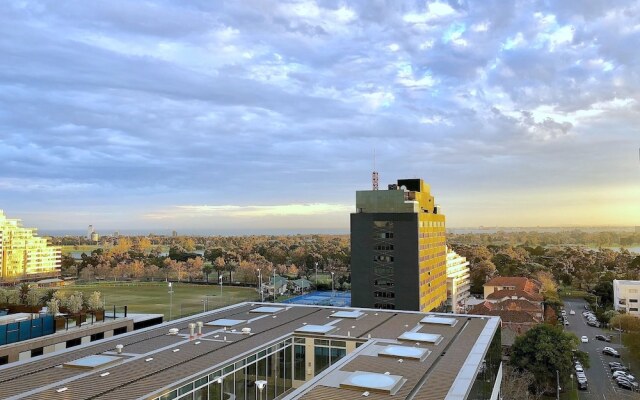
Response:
0,0,638,230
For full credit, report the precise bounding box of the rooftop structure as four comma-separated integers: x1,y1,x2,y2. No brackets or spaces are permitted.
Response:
0,303,501,400
351,179,447,312
0,210,60,281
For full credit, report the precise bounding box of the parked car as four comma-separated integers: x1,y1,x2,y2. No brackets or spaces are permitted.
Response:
564,319,569,326
617,379,639,391
569,310,576,315
612,366,630,373
575,362,584,372
603,347,621,357
595,334,612,342
587,320,600,327
616,377,639,389
613,371,635,381
581,336,589,343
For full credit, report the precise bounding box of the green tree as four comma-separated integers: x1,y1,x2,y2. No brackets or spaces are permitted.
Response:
511,325,588,394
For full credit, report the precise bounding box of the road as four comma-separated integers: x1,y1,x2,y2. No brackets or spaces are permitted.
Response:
563,298,640,400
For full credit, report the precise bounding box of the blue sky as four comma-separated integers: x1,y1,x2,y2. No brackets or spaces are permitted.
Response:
1,0,639,232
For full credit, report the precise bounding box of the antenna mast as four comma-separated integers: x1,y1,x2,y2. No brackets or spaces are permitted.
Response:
372,149,379,190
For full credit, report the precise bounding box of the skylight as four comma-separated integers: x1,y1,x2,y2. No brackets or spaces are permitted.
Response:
294,325,337,334
378,345,429,361
397,332,442,344
340,371,405,394
206,319,246,327
331,310,364,319
250,306,285,314
420,316,458,326
62,355,122,370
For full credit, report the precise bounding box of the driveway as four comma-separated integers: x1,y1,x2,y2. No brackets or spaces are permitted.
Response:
563,298,640,399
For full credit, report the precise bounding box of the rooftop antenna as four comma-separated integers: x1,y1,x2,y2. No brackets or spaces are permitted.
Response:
372,149,379,190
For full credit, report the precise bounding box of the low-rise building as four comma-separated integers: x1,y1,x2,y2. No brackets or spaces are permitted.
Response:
483,277,541,298
613,280,640,315
0,303,502,400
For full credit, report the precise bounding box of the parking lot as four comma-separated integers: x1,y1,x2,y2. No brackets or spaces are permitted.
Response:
563,298,640,399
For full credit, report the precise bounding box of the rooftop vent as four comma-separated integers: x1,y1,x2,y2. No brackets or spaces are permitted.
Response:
168,328,179,335
295,325,337,335
206,319,245,327
250,306,285,314
62,355,122,370
331,310,364,319
378,345,429,361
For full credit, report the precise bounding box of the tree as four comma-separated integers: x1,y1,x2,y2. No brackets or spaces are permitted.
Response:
46,298,60,315
592,281,614,308
65,292,84,314
511,325,588,394
202,264,213,283
86,291,103,311
18,283,31,305
501,365,541,400
610,314,640,332
469,259,496,294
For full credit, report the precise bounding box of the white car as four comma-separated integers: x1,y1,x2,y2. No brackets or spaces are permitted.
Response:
581,336,588,343
570,310,576,315
613,371,635,381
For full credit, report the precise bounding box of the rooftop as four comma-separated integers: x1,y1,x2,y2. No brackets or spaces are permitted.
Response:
0,303,500,400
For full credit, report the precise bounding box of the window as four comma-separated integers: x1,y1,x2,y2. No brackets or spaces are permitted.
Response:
0,356,7,365
113,327,127,336
630,299,638,303
66,338,81,348
90,332,104,341
31,347,44,358
314,346,330,375
630,308,638,312
294,345,305,380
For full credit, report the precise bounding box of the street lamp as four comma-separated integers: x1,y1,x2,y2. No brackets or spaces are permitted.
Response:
314,261,318,290
219,275,223,297
556,370,560,400
330,271,335,297
256,380,267,400
168,282,173,321
273,268,276,303
258,269,263,302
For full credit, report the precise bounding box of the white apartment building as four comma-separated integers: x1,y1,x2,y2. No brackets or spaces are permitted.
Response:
446,247,471,313
614,280,640,315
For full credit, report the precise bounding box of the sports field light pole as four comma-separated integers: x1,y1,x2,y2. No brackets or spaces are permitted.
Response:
556,370,560,400
314,261,318,290
219,275,223,297
168,282,173,321
331,271,335,298
258,269,264,302
273,268,276,303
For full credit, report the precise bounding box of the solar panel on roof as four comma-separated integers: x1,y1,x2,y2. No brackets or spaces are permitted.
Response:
420,316,458,326
294,324,336,334
397,332,443,344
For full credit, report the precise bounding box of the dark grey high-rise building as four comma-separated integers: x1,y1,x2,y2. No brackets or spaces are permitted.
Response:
351,179,447,312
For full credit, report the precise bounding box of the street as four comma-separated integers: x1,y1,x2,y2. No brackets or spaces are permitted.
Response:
563,298,640,400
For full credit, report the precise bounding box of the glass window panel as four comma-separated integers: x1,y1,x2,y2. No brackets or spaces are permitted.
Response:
223,375,234,400
235,366,246,400
193,386,208,400
331,340,346,348
294,337,305,344
208,379,221,400
314,346,330,375
195,377,208,388
179,383,194,395
314,339,329,346
294,345,305,381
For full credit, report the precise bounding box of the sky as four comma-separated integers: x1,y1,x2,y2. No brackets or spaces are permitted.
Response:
0,0,639,234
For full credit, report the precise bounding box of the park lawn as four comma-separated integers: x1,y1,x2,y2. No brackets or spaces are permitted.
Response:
60,245,103,255
59,282,259,321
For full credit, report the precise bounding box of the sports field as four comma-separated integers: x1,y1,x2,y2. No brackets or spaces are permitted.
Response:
59,282,258,321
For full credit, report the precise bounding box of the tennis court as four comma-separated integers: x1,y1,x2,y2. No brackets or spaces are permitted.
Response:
282,291,351,307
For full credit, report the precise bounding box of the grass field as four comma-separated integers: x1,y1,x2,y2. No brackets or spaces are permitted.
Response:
59,282,259,321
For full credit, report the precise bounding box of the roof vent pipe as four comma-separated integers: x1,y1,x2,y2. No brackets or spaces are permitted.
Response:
196,321,203,336
168,328,179,335
115,344,123,354
188,323,196,340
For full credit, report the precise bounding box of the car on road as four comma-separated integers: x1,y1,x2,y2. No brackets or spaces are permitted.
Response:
564,319,569,325
609,361,627,370
603,347,620,357
581,336,589,343
612,365,630,373
587,320,600,327
576,371,588,390
595,334,612,342
570,310,575,315
575,362,584,372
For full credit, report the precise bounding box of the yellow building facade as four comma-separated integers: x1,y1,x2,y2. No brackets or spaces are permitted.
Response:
0,210,60,281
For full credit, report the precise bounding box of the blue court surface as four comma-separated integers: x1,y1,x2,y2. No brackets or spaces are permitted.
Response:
282,291,351,307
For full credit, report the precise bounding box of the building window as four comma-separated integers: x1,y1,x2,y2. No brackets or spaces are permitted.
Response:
113,327,127,336
630,299,638,303
31,347,44,358
0,356,7,365
314,346,330,375
91,332,105,341
630,308,638,312
294,345,305,380
66,338,81,348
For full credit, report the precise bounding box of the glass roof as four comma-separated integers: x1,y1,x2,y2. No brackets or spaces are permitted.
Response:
331,310,364,319
63,355,121,370
420,316,458,326
378,345,428,360
294,324,336,334
340,371,404,394
397,332,442,344
206,319,246,327
250,306,285,314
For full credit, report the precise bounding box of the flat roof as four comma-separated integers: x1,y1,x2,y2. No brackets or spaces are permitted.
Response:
0,303,499,400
